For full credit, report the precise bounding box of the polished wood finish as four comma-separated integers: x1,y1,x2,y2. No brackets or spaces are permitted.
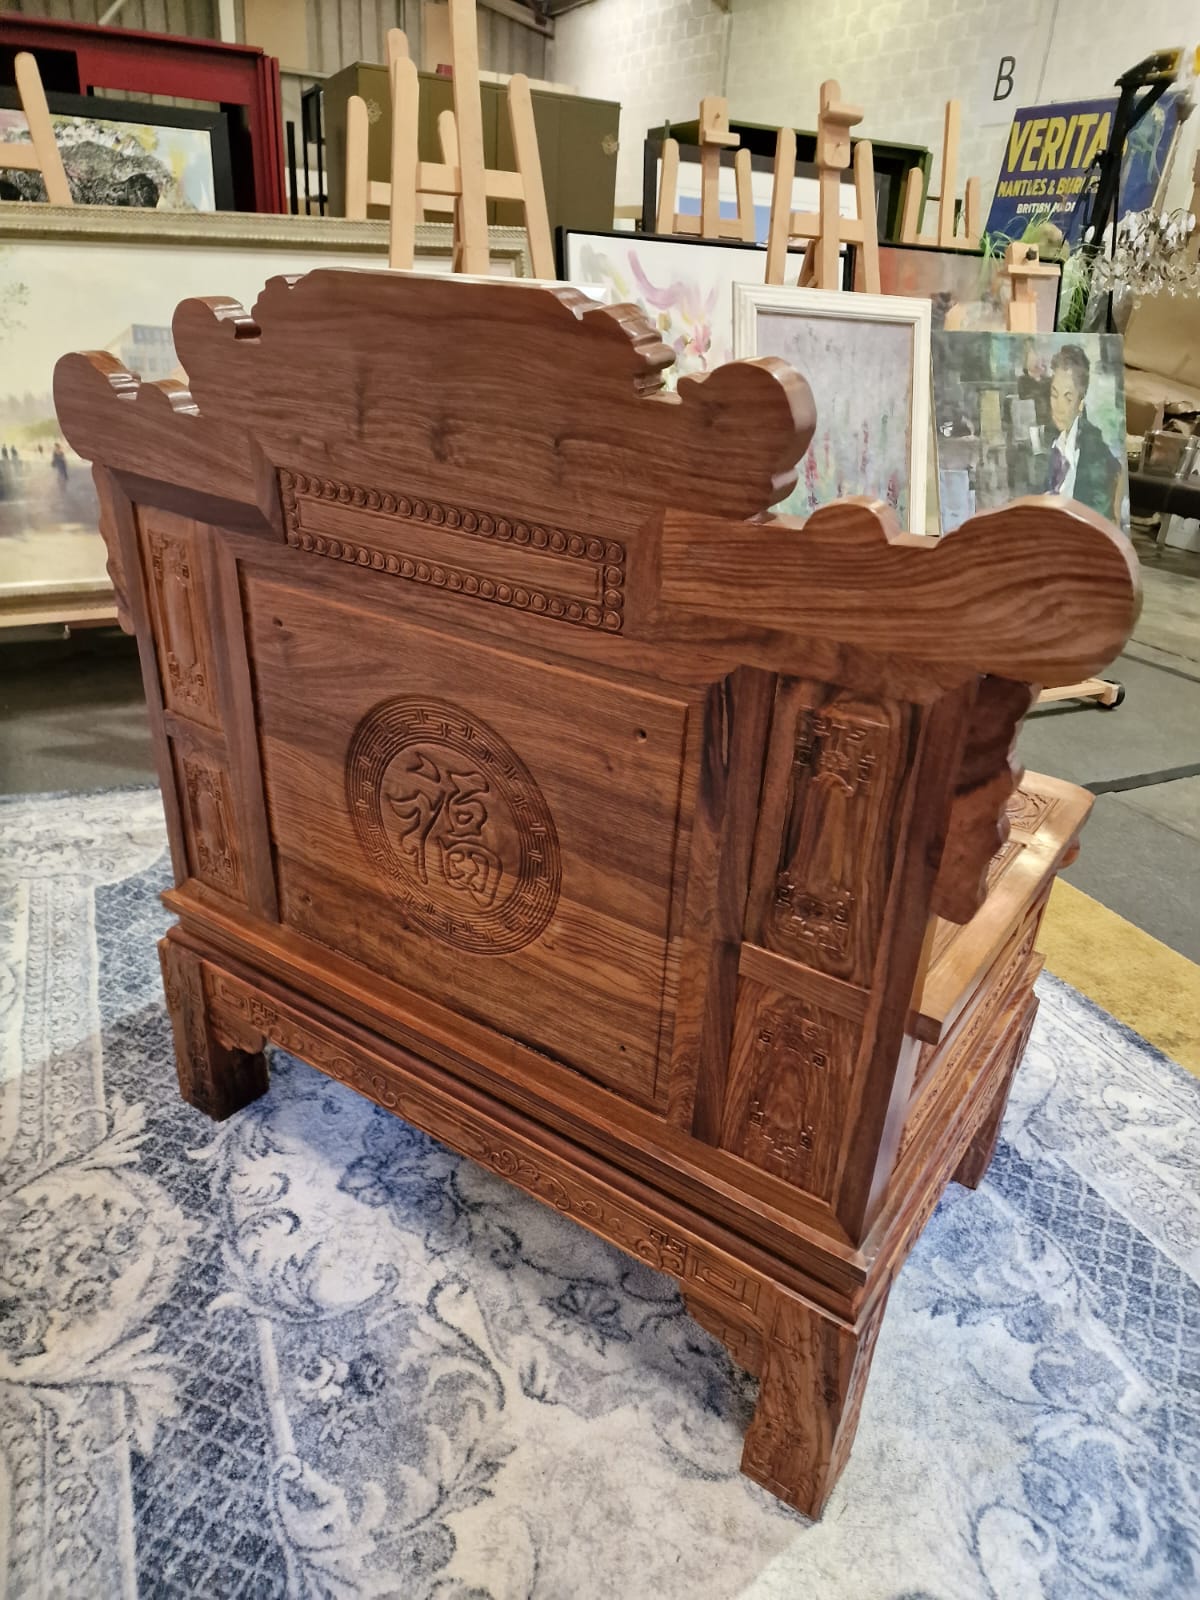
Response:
54,270,1136,1519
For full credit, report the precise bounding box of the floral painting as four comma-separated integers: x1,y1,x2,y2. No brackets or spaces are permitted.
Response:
564,231,804,389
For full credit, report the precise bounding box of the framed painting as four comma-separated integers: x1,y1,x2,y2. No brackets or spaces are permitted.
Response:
931,331,1129,532
560,228,815,388
733,283,932,532
0,91,235,211
878,243,1060,333
0,206,531,626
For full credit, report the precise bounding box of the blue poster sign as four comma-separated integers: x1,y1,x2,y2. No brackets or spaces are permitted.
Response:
985,92,1180,246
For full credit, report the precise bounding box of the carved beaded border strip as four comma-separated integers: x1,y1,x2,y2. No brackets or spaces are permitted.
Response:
280,470,626,633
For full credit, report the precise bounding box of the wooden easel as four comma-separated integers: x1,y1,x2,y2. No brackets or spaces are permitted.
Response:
1003,242,1058,333
899,101,979,250
346,33,456,223
655,96,755,242
344,0,552,278
0,52,72,205
765,81,879,292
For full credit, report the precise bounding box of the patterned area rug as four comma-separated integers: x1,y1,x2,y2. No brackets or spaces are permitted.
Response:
2,788,1198,1600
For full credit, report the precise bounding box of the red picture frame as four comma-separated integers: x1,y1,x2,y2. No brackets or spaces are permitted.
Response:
0,13,285,213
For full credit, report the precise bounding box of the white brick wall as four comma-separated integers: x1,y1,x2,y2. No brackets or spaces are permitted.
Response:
553,0,1197,213
552,0,728,203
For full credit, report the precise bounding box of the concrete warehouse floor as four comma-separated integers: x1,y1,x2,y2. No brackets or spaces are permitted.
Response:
2,533,1198,966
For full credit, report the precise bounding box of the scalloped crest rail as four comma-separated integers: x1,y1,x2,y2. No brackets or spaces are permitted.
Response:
53,270,1138,1518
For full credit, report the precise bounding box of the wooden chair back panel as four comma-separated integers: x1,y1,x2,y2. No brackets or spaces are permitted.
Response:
241,564,700,1108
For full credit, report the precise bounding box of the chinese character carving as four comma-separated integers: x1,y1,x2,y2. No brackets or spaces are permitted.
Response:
385,753,503,909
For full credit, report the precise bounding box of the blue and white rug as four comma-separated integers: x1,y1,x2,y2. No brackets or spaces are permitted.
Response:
1,788,1197,1599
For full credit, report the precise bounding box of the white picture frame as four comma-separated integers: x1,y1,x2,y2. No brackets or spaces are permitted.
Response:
733,283,932,535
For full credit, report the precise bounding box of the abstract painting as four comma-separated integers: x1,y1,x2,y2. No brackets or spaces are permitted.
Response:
931,331,1129,532
879,244,1059,332
0,94,234,210
733,284,931,530
563,230,806,387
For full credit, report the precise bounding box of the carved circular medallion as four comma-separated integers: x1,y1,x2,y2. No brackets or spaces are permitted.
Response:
346,697,560,956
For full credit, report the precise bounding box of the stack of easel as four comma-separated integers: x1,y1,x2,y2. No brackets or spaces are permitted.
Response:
655,95,756,241
344,0,553,278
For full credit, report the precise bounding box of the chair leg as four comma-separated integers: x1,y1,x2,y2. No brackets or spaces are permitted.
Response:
954,993,1038,1190
740,1287,887,1519
159,935,268,1120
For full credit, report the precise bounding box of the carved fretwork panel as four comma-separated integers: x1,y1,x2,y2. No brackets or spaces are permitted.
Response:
747,684,914,988
139,509,218,728
171,726,246,902
720,978,860,1202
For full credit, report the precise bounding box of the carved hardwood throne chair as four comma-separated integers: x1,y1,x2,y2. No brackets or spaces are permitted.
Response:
55,274,1138,1518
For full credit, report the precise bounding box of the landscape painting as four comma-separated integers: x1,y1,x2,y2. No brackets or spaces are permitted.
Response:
0,228,481,620
931,330,1129,532
734,284,931,531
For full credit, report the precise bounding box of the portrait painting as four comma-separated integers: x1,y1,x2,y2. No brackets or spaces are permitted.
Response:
734,284,931,531
879,244,1059,333
931,331,1129,532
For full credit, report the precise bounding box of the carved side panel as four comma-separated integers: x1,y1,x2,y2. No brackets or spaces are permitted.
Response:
720,977,860,1202
931,676,1038,925
749,687,914,988
171,726,246,902
139,511,218,728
